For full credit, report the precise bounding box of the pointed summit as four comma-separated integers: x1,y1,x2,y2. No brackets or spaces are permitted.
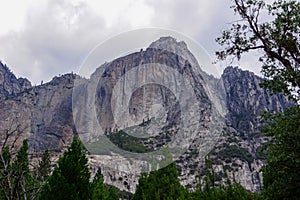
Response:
149,36,188,52
148,36,202,76
0,61,31,100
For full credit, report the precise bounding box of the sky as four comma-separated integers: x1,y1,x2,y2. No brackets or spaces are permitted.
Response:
0,0,262,84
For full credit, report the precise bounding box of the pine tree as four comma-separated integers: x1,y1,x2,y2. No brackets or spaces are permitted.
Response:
0,140,34,199
190,157,262,200
91,168,119,200
38,150,51,182
91,168,107,200
133,162,186,200
40,137,91,200
12,139,31,199
0,146,11,199
106,187,118,200
27,150,52,199
216,0,300,199
261,107,300,200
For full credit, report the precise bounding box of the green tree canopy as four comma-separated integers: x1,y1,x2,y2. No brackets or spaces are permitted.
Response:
40,137,91,200
0,140,33,199
37,150,51,182
216,0,300,101
190,157,261,200
133,162,187,200
216,0,300,199
261,107,300,199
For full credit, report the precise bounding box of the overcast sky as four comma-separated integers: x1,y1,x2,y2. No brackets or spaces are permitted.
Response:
0,0,262,84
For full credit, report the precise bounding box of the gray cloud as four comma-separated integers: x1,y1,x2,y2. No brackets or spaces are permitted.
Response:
0,0,261,84
146,0,262,75
0,0,124,83
144,0,238,73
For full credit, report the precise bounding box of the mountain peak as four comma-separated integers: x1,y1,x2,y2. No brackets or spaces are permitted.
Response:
0,61,31,100
147,36,202,75
148,36,188,52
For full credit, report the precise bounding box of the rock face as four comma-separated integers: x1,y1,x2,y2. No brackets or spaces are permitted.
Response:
0,37,292,193
0,62,31,101
0,68,79,152
208,66,291,192
222,66,291,136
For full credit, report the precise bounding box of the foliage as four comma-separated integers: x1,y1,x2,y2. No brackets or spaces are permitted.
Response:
217,144,254,163
0,140,51,200
90,168,118,200
133,162,188,200
39,137,118,200
189,157,262,200
190,182,261,200
261,106,300,200
132,158,262,200
0,138,264,199
91,168,107,200
107,130,153,153
106,187,119,200
37,150,51,182
40,137,91,200
216,0,300,101
217,0,300,199
0,140,31,199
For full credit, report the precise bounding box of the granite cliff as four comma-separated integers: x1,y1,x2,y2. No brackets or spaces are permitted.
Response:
0,37,292,193
0,62,31,101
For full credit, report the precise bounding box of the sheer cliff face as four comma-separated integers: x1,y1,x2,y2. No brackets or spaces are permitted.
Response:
76,47,214,138
211,67,291,192
222,66,291,136
0,62,31,101
0,72,79,151
0,37,292,193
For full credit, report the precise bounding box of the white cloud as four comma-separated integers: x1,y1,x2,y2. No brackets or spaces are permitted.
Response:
0,0,37,35
0,0,106,83
87,0,154,28
0,0,261,84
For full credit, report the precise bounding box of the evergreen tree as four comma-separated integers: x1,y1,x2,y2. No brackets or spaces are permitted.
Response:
216,0,300,199
12,139,31,199
261,107,300,200
0,140,35,200
27,150,52,199
37,150,51,182
191,157,262,200
0,146,11,199
106,187,118,200
90,168,118,200
133,162,186,200
40,137,91,200
91,168,107,200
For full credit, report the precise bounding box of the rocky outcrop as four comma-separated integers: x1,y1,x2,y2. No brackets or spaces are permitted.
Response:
0,61,31,101
0,69,80,151
222,66,292,137
208,66,291,192
0,37,293,193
